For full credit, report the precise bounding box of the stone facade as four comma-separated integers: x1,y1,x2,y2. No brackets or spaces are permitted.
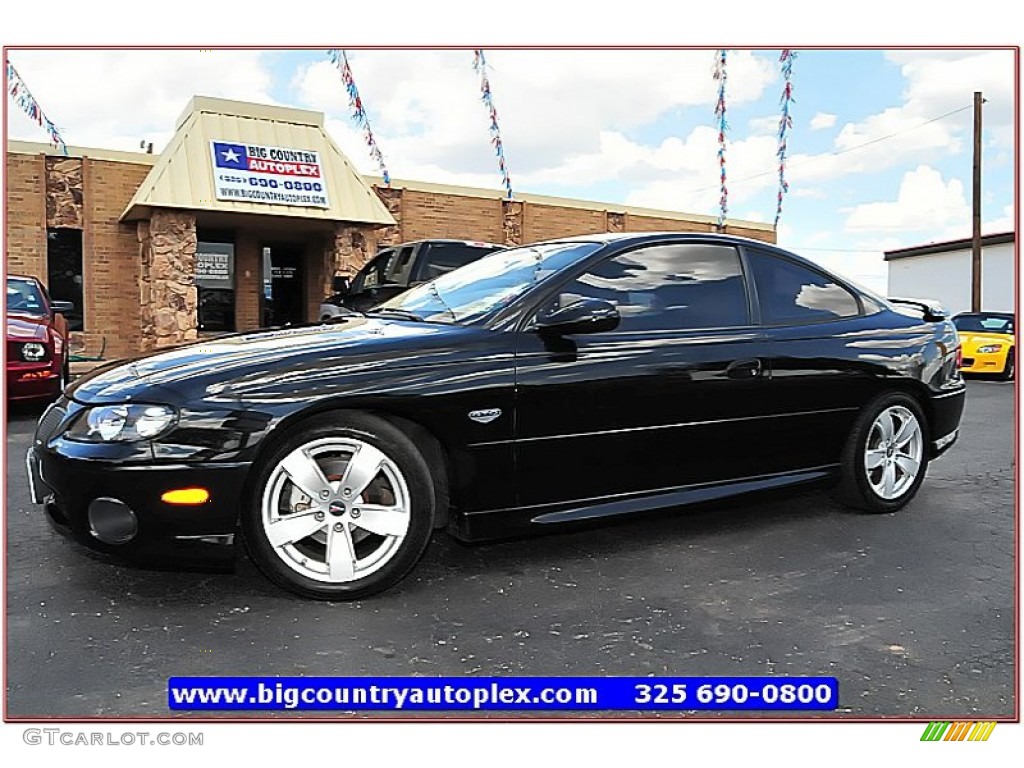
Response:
139,210,198,350
374,186,403,247
45,157,83,229
327,222,381,283
502,199,523,246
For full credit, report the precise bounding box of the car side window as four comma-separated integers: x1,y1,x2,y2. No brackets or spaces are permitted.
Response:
747,248,860,325
385,246,416,285
421,244,494,281
546,243,750,333
353,250,396,292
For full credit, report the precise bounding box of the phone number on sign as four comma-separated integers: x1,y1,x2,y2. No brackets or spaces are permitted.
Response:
635,681,836,708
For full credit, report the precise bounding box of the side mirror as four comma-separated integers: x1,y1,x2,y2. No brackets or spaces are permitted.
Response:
51,300,75,315
331,275,350,294
536,298,620,336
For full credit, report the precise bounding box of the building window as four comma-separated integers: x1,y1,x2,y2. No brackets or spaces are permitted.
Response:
46,228,84,331
196,240,235,332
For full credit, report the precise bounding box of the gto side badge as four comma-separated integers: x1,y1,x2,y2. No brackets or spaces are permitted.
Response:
468,408,502,424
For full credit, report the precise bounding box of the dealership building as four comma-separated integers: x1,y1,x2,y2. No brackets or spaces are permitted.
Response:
5,96,774,361
885,232,1016,317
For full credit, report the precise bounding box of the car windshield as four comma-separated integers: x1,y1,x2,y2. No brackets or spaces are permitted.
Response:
954,314,1014,334
376,242,603,323
6,278,46,316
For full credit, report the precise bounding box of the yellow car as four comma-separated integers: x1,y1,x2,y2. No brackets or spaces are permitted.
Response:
953,312,1015,380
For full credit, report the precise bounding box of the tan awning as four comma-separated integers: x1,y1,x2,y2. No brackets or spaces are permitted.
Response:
121,96,394,225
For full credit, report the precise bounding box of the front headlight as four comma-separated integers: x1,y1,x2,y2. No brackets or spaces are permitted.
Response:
66,404,178,442
977,344,1003,354
22,342,47,361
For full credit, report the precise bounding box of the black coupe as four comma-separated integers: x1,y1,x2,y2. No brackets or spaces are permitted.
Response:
27,233,966,599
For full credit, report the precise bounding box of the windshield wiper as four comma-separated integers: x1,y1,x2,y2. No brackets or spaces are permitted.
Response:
366,308,426,322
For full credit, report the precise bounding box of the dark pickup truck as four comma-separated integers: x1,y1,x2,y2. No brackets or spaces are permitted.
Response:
319,239,503,319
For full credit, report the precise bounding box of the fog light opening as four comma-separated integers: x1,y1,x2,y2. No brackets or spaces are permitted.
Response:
161,487,210,505
87,497,138,545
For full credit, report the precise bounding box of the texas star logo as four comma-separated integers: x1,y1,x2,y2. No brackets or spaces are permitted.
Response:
468,408,502,424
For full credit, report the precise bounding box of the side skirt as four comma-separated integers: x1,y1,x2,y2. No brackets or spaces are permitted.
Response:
450,465,839,542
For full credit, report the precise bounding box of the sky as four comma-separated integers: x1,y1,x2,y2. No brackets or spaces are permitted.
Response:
5,47,1017,293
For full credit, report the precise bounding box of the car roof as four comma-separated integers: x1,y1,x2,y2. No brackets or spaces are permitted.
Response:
529,231,786,249
954,311,1015,318
384,239,504,248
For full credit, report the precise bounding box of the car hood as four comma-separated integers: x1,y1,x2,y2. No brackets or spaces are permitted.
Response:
67,316,484,404
6,312,50,342
959,331,1014,349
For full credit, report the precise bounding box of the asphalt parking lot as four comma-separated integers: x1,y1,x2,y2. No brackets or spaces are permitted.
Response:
5,379,1016,718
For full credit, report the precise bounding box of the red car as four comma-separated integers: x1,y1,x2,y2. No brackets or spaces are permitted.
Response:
6,275,72,402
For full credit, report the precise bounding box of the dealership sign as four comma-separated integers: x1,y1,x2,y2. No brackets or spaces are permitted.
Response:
211,141,329,208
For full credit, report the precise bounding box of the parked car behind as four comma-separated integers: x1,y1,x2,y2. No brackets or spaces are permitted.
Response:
319,239,503,318
28,233,965,600
952,311,1015,380
6,275,73,402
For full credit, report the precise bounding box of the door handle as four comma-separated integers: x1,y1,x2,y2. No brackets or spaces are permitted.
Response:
726,358,763,379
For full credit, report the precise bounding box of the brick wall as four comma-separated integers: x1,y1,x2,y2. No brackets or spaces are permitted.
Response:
5,152,47,279
385,190,772,249
399,190,504,243
624,213,716,234
83,158,153,359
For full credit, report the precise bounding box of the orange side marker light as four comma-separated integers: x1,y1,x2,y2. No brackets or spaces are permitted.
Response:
161,488,210,505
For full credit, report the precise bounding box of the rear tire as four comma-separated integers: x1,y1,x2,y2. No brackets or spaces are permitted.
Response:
241,411,436,600
834,392,929,513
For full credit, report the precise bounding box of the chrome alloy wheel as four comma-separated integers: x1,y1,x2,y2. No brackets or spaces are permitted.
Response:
260,437,412,583
863,405,924,501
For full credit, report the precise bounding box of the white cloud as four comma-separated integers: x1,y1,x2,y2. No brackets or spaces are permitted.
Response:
748,115,781,135
7,50,275,152
844,165,970,235
295,49,777,189
753,50,1014,191
983,204,1015,235
791,187,824,199
809,112,836,130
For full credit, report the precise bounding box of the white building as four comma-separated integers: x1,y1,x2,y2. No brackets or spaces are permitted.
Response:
885,232,1016,317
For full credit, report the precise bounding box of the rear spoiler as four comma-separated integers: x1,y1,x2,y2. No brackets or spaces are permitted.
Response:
887,297,949,322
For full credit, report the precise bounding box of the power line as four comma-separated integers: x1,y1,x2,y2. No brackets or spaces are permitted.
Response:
685,103,974,194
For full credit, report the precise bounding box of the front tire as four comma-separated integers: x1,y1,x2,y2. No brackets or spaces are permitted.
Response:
834,392,929,513
241,412,436,599
999,349,1015,381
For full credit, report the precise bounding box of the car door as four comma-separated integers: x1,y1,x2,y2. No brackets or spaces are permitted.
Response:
743,245,876,473
513,241,768,508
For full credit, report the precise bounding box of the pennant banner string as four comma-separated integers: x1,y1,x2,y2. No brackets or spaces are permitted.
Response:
473,50,513,200
6,60,68,155
712,49,728,229
774,49,797,228
327,49,391,186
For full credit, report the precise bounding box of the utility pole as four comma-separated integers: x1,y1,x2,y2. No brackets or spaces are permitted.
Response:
971,91,983,312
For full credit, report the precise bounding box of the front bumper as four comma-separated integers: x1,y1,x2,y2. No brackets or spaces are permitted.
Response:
960,350,1008,374
7,362,61,401
29,443,247,568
